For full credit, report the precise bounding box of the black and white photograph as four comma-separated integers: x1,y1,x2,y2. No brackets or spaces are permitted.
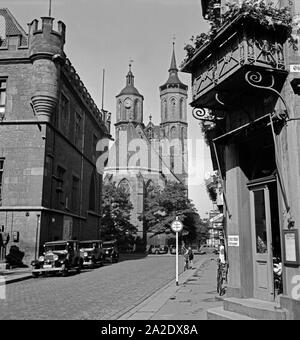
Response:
0,0,300,325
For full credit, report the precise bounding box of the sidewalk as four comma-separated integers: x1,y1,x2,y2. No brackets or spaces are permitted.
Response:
0,268,32,285
119,256,224,320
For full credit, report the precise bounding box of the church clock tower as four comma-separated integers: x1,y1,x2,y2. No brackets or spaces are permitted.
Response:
115,63,144,139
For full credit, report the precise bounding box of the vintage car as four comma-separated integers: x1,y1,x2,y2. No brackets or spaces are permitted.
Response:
102,240,119,263
31,240,83,278
148,245,169,255
79,240,104,268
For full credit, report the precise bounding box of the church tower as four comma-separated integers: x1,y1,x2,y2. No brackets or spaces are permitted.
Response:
115,63,144,139
159,43,188,187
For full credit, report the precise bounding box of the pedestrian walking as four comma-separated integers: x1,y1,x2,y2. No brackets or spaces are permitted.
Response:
182,247,189,271
188,247,194,269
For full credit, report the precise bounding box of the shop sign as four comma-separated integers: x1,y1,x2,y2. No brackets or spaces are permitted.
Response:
228,235,239,247
283,229,300,266
290,65,300,73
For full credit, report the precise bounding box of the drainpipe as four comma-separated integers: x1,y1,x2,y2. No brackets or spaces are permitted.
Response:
35,214,41,260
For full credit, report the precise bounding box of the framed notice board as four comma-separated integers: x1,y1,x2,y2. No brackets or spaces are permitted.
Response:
283,229,300,266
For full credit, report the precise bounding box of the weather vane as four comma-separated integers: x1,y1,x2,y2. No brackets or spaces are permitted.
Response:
172,34,176,46
129,58,134,71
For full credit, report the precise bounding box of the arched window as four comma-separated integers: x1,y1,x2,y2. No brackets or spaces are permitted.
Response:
89,173,96,211
180,98,184,120
134,100,139,121
118,179,131,197
118,101,122,121
163,100,167,120
170,126,177,139
170,98,176,116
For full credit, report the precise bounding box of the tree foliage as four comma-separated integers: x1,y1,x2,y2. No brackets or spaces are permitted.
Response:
101,182,136,239
140,181,200,238
205,171,222,203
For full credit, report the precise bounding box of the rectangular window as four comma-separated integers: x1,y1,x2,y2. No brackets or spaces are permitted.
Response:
74,112,82,148
0,80,7,117
92,133,98,162
60,93,69,134
0,159,4,206
71,176,79,212
56,166,65,209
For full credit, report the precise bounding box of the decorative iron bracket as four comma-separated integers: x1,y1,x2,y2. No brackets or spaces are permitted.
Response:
192,107,225,123
245,70,290,122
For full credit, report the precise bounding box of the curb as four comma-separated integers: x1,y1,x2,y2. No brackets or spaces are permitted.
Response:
117,257,210,320
0,274,32,285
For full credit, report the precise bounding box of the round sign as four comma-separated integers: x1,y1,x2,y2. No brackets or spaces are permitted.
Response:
171,219,183,233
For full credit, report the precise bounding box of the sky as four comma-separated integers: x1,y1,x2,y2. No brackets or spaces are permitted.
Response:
1,0,214,217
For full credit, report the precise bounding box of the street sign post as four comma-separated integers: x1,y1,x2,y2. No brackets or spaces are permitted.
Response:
171,217,183,286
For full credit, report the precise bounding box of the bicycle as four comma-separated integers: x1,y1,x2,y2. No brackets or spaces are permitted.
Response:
217,260,228,296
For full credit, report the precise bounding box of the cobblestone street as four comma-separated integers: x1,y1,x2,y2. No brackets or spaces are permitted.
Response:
0,254,191,320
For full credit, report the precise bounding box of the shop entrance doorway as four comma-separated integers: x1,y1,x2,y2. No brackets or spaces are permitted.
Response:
249,177,281,301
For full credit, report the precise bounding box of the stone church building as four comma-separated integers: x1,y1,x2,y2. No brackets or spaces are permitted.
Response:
104,45,188,245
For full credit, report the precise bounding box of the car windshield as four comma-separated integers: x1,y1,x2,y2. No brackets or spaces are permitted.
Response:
79,242,96,249
45,244,67,251
103,242,115,248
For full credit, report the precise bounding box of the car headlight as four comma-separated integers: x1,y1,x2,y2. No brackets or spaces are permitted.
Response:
38,256,45,262
53,255,59,261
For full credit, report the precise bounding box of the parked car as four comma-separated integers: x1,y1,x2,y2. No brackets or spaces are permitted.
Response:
79,240,104,268
148,245,169,254
102,240,119,263
31,240,83,278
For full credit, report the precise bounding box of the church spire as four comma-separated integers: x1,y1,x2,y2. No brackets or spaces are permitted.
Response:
169,42,178,73
160,42,187,90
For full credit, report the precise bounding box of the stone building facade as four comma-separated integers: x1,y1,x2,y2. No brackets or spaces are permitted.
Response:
104,46,188,244
0,9,111,266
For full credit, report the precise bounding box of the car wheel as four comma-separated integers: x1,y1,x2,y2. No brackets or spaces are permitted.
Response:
62,264,69,277
155,250,159,255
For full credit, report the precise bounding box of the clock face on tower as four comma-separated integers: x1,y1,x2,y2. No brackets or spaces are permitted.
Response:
124,98,132,109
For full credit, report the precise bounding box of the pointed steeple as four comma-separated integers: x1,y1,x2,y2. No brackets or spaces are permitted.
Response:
160,42,188,90
169,42,178,72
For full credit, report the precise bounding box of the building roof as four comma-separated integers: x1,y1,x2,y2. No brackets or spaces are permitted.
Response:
0,8,28,46
117,63,143,98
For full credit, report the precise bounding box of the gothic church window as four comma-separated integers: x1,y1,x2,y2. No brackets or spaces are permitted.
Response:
134,100,139,121
170,126,177,139
163,100,167,120
171,98,176,116
118,101,122,121
180,98,184,120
